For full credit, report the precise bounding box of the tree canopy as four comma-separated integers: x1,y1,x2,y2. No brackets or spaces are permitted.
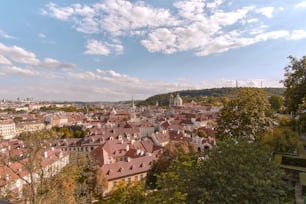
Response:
269,95,283,112
152,139,291,204
216,88,272,141
282,56,306,115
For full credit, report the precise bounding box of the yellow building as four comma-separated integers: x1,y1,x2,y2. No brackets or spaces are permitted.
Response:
101,155,157,195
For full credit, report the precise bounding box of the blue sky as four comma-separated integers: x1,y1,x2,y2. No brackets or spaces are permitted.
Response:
0,0,306,101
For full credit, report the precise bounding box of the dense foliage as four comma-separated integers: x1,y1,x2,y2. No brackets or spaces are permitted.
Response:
216,88,272,140
139,87,285,106
144,139,290,204
263,126,300,154
52,126,90,138
282,56,306,115
146,141,197,189
269,95,284,112
40,105,83,112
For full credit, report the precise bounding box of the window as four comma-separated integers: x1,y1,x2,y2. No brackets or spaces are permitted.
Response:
135,175,138,181
128,177,131,184
113,181,117,187
140,174,144,180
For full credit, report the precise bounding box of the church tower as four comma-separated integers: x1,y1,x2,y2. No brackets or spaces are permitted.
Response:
169,94,174,107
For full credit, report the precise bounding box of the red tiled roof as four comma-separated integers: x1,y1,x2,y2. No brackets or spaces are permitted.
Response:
101,155,157,181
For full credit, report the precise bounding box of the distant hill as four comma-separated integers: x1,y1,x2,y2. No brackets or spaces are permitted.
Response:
138,87,285,106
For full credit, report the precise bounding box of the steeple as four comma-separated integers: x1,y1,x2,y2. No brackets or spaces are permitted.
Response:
131,97,136,110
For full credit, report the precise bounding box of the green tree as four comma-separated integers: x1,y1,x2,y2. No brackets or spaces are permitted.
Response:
73,155,107,203
297,96,306,134
105,182,146,204
151,153,195,203
155,139,291,204
269,95,283,112
263,126,300,153
216,88,272,141
282,56,306,115
146,141,196,189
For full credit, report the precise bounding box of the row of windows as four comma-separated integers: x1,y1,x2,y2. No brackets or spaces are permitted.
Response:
112,174,145,187
63,146,95,152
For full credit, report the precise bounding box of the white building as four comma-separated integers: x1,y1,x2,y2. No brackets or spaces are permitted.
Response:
16,121,45,135
0,120,16,140
169,93,183,107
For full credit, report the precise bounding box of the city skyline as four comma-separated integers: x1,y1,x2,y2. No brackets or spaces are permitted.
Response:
0,0,306,101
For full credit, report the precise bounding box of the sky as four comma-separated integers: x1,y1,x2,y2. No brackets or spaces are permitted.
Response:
0,0,306,101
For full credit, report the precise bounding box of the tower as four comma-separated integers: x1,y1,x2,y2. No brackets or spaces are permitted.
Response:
169,94,174,107
131,97,136,110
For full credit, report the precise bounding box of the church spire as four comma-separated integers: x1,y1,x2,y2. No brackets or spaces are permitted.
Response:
131,97,136,110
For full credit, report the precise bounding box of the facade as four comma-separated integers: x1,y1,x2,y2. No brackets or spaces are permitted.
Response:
91,139,160,195
169,93,183,107
15,121,45,135
102,156,156,194
0,120,16,140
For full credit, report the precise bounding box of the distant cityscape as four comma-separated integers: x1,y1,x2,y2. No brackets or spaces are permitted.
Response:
0,93,219,200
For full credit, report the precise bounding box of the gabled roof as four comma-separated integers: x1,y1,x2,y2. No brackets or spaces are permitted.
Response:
101,155,157,181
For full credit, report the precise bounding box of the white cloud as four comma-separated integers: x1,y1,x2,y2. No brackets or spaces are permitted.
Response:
290,30,306,40
0,29,16,39
0,42,75,72
141,28,178,54
211,6,254,26
67,71,101,80
0,66,282,101
174,0,206,21
42,1,304,57
42,2,74,20
206,0,223,10
296,1,306,8
256,7,275,18
84,39,123,55
84,40,110,55
97,0,178,36
0,42,40,65
38,58,76,70
64,69,282,101
69,69,140,84
43,0,177,36
0,55,11,65
255,30,289,41
0,66,39,77
247,18,258,23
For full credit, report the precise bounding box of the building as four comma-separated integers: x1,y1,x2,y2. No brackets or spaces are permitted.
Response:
91,139,161,195
169,93,183,107
15,121,45,135
0,120,16,140
101,156,156,195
